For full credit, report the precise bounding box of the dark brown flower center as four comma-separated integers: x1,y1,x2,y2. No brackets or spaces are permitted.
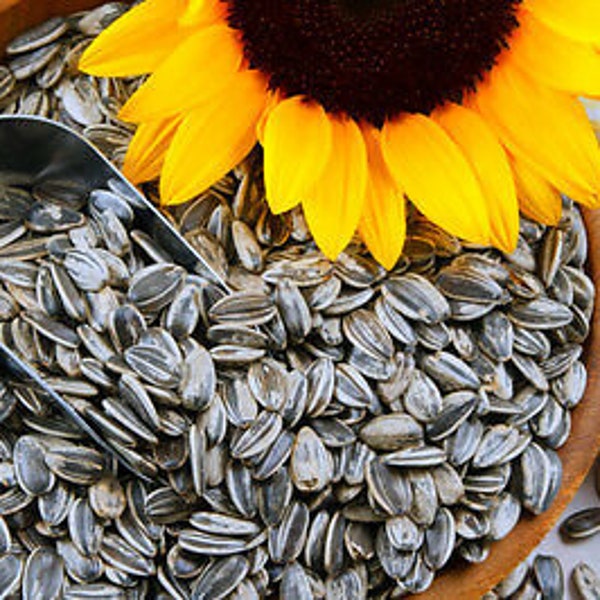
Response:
225,0,521,126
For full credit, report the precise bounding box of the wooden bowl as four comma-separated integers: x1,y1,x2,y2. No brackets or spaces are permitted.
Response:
1,1,600,597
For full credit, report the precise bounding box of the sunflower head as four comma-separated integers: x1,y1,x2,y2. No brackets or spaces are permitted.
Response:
80,0,600,269
227,0,521,125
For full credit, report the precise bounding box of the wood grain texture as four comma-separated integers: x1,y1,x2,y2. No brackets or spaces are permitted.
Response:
2,1,600,598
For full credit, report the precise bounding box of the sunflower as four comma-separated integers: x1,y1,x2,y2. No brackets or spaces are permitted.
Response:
80,0,600,268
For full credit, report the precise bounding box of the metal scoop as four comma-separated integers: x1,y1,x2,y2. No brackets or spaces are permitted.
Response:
0,115,229,481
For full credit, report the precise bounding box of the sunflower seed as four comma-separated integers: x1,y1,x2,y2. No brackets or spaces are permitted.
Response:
27,201,85,233
376,527,415,579
231,411,282,460
14,435,55,495
165,283,201,339
100,534,155,577
275,561,311,599
7,17,67,55
124,345,180,388
437,266,507,304
509,298,573,330
366,459,412,516
57,539,103,584
291,427,333,493
422,351,480,391
573,563,600,600
560,507,600,540
89,475,126,520
209,292,276,326
23,547,64,599
532,554,564,600
386,515,423,552
275,279,311,343
472,425,526,469
0,553,23,598
189,556,248,599
9,43,61,80
343,309,394,360
382,274,450,324
270,501,309,563
46,445,105,485
63,249,110,292
22,310,79,348
427,392,478,442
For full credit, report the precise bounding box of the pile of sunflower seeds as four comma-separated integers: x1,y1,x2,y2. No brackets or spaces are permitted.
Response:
0,3,596,599
0,2,138,169
486,553,600,599
165,170,593,600
0,172,592,599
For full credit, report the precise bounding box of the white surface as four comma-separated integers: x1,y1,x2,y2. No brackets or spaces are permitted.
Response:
531,459,599,598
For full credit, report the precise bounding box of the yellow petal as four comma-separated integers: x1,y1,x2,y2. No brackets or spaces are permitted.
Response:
302,118,368,260
256,91,282,144
119,25,243,123
510,10,600,96
382,113,492,246
263,97,333,215
122,116,182,184
359,128,406,270
554,177,600,208
524,0,600,44
509,155,562,226
179,0,227,28
160,70,267,206
471,60,600,202
433,103,518,252
79,0,188,77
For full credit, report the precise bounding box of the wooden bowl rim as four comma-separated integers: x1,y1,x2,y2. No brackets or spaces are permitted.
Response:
1,1,600,598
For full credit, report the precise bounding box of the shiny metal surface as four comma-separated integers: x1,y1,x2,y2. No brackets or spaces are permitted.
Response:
0,115,229,480
0,115,228,289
